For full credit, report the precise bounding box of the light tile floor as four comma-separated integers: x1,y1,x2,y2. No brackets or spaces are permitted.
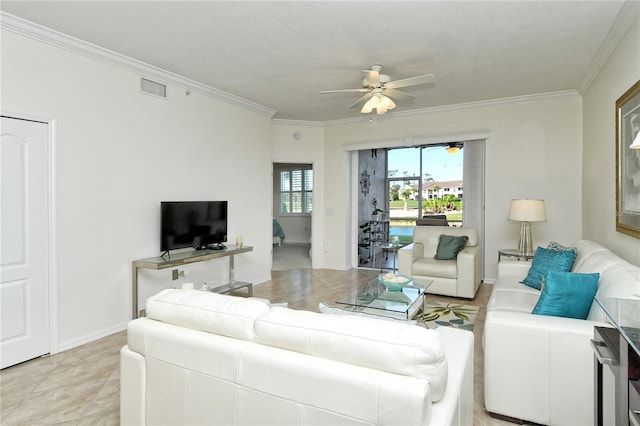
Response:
1,331,126,425
1,268,515,425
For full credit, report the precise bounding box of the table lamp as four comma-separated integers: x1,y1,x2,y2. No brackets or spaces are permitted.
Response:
508,199,547,256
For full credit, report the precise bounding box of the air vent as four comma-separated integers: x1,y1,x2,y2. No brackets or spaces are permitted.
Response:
140,78,167,99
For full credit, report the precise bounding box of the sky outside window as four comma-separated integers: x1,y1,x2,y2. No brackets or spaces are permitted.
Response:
388,147,463,181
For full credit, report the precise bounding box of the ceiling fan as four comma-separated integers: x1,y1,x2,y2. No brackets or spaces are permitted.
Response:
320,65,435,115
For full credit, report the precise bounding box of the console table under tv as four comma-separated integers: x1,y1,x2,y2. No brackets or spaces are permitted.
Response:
131,245,253,319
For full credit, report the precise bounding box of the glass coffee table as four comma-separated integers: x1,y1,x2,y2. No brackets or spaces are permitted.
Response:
336,277,431,320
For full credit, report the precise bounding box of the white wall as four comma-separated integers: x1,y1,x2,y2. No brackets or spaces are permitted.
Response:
271,123,325,265
1,29,274,350
321,95,584,280
583,14,640,266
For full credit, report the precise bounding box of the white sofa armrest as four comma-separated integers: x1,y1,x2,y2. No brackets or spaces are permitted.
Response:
455,246,480,298
398,243,423,276
120,345,146,426
497,258,531,281
483,310,610,425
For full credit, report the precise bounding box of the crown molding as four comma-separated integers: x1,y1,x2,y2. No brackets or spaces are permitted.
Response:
0,12,277,118
271,119,326,128
342,130,491,152
322,90,580,127
578,0,640,94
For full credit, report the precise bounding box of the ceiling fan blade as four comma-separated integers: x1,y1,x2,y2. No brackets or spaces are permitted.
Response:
385,74,435,90
362,69,380,87
320,88,371,94
383,88,416,102
348,93,373,110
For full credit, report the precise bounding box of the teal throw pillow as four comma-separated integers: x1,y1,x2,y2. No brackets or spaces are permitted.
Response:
532,271,599,319
520,246,577,290
434,235,468,260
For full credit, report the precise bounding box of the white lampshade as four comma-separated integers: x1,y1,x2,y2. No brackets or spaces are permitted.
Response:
508,199,547,222
508,199,547,256
630,132,640,149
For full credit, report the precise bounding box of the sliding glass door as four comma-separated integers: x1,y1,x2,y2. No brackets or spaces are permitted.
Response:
387,145,464,244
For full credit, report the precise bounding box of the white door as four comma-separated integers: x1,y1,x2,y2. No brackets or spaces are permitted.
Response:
1,116,50,369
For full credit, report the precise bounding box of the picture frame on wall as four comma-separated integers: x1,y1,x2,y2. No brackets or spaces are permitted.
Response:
616,80,640,239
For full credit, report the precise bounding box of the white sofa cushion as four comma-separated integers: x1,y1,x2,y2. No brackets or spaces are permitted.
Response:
145,289,270,340
413,257,457,278
573,246,625,275
254,306,449,402
486,288,540,313
571,240,611,271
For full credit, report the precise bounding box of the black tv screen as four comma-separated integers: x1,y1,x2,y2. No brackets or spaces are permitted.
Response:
161,201,228,251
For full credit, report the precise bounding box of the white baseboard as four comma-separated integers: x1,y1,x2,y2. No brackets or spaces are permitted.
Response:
253,275,273,285
322,264,351,271
57,322,128,353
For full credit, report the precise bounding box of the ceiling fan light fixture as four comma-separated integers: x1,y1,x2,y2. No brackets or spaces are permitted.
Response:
322,65,436,117
361,101,374,113
445,143,461,154
361,94,396,115
381,95,396,110
445,146,460,154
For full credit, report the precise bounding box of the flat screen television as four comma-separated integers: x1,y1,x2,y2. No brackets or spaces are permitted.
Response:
161,201,228,252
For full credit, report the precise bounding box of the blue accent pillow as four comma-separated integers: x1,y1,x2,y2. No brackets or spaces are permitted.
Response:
532,271,599,319
520,246,577,290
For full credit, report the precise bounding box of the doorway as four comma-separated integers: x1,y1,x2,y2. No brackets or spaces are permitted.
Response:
345,136,489,268
272,163,313,270
356,144,466,271
1,115,53,368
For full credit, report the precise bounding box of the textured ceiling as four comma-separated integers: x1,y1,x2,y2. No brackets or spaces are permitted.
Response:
0,1,630,121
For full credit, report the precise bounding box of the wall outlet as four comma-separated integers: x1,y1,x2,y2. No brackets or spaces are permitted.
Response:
172,269,185,280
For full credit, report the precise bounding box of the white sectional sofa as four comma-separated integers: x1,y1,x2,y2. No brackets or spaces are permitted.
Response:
121,289,475,425
483,240,640,425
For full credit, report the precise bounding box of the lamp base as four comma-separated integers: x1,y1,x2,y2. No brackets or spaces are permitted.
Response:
516,221,534,257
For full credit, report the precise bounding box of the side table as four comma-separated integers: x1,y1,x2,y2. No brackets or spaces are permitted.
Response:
131,245,253,318
373,243,405,273
204,281,253,297
498,249,534,262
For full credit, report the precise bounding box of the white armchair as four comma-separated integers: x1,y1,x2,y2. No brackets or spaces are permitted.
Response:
398,226,481,299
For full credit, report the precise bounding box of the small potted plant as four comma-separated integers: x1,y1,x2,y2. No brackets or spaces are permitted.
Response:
371,198,384,221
